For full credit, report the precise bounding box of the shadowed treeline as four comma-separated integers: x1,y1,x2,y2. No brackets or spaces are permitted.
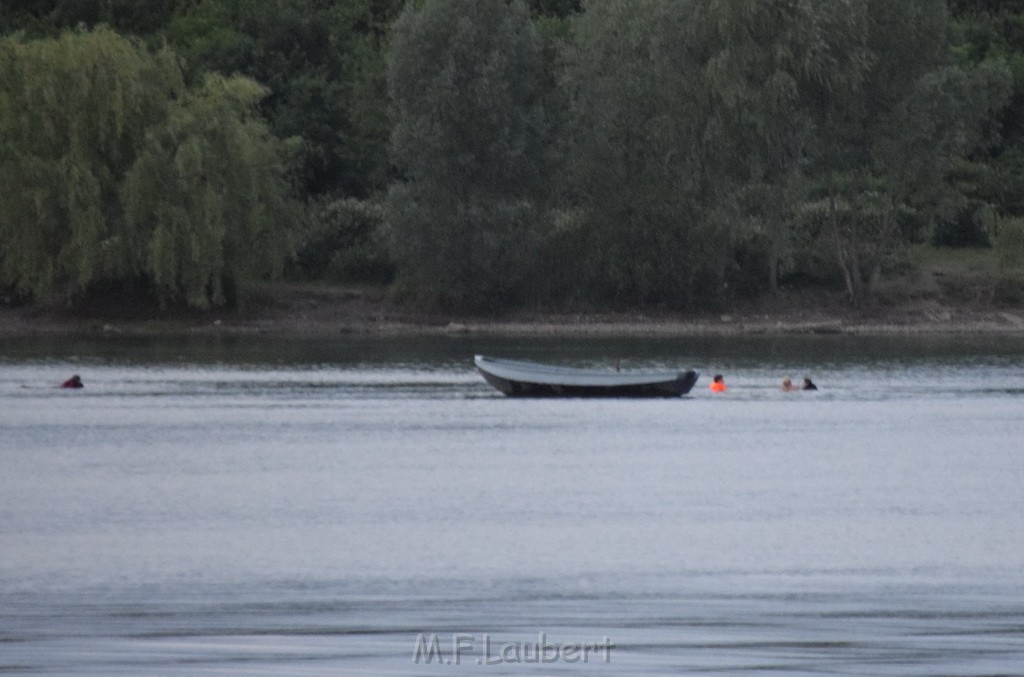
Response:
2,0,1023,311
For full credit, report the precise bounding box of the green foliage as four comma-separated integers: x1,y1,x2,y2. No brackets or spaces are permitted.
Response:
804,0,1012,300
167,0,404,198
996,216,1024,268
0,28,180,302
123,74,300,308
526,0,581,18
5,1,1024,313
387,186,545,310
725,227,774,299
950,1,1024,221
802,192,910,292
0,28,299,308
293,198,393,283
994,215,1024,301
558,0,733,308
694,0,874,294
2,0,406,199
932,200,996,246
386,0,550,311
0,0,181,37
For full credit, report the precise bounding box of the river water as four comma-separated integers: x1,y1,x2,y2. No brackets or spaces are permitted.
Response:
2,334,1023,675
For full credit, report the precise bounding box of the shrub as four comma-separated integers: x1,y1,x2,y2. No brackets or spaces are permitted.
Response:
291,198,393,283
996,216,1024,269
932,201,994,247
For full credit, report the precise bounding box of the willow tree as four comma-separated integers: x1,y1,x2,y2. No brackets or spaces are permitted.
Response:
0,28,298,308
386,0,549,310
0,28,179,302
123,74,299,308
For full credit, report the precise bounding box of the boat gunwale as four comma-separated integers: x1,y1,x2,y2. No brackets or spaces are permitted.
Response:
474,355,692,388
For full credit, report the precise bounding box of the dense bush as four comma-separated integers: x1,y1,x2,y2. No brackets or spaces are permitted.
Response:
932,201,995,247
996,215,1024,268
292,199,393,283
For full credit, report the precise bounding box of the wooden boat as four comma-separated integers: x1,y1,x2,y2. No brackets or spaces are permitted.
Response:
474,355,698,398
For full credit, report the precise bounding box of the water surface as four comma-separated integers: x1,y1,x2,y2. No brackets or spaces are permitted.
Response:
2,335,1023,674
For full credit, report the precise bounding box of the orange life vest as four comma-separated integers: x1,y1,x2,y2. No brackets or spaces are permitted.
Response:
710,381,726,393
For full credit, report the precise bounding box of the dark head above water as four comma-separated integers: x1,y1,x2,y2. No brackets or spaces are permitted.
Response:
60,375,83,389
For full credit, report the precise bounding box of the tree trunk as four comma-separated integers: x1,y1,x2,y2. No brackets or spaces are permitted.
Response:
828,192,857,301
767,185,784,295
864,194,898,298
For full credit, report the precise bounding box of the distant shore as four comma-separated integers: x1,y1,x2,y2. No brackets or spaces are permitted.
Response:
3,281,1024,340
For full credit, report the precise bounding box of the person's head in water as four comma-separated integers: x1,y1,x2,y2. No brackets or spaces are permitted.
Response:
710,374,726,392
802,378,817,391
60,374,83,389
781,377,795,391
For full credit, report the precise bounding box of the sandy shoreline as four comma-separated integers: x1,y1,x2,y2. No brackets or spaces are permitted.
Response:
4,307,1024,340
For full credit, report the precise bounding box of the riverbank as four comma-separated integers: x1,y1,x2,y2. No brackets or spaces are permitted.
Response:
3,279,1024,339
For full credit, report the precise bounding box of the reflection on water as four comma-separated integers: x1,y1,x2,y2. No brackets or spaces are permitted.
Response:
1,335,1024,674
4,331,1024,368
6,582,1024,674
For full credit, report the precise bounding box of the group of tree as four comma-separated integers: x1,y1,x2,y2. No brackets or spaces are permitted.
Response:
1,0,1023,311
0,27,297,307
388,0,1017,309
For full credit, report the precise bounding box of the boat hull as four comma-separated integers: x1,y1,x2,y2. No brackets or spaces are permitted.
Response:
475,355,698,398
